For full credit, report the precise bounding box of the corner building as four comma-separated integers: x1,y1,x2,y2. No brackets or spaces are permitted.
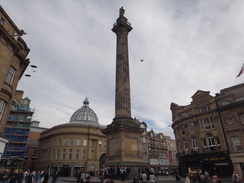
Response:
37,98,106,177
0,5,30,134
215,84,244,177
171,90,232,177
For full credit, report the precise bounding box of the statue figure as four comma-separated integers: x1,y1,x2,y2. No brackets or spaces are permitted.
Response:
119,6,125,17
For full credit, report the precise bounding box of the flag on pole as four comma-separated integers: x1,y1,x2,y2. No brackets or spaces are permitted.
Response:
236,63,244,77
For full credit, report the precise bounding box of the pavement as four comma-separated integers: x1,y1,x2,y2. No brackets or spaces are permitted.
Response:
49,175,233,183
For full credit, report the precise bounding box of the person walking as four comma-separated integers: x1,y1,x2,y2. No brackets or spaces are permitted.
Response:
35,171,41,183
25,171,33,183
149,173,156,183
42,170,49,183
141,171,147,183
8,170,18,183
232,171,240,183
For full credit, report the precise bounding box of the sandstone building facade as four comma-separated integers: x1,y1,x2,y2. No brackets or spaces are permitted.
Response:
0,5,30,157
37,98,106,177
215,84,244,177
171,83,244,177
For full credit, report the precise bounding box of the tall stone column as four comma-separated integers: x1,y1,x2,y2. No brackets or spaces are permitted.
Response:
102,7,147,179
112,7,132,119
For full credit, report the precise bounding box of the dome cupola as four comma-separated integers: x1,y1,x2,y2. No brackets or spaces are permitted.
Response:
69,98,99,126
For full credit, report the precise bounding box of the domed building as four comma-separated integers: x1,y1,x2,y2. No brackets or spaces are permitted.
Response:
36,98,106,177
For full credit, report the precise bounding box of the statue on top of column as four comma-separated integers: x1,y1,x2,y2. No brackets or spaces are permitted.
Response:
119,7,125,17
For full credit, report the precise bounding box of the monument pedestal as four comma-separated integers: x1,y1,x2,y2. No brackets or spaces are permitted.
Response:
102,117,147,179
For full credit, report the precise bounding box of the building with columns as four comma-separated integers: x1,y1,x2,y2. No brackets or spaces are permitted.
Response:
37,98,106,177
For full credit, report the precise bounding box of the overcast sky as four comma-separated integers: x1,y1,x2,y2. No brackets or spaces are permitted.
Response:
2,1,244,139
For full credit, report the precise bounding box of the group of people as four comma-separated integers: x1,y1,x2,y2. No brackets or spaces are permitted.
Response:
185,170,243,183
97,166,130,183
0,169,51,183
75,170,93,183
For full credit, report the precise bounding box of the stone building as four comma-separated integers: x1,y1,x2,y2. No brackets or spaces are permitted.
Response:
165,136,178,173
0,5,30,158
215,83,244,177
37,98,106,177
147,130,176,173
171,89,231,177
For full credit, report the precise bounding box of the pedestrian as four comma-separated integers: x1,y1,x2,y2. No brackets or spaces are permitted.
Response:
200,175,208,183
185,173,191,183
9,170,18,183
99,170,104,183
133,177,139,183
141,171,147,183
25,171,33,183
2,169,9,183
149,173,156,183
232,171,240,183
42,170,49,183
52,171,58,183
204,171,210,183
76,170,81,183
85,171,90,183
35,171,41,183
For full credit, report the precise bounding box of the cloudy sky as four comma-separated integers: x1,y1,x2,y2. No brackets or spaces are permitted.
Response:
1,1,244,139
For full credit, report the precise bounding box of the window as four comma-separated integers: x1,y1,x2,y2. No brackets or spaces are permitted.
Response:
0,99,6,120
0,18,4,25
198,106,210,113
52,150,55,160
56,149,60,160
188,122,195,133
232,136,241,151
99,141,102,147
236,97,244,102
181,125,185,135
75,149,80,160
5,66,16,85
240,114,244,124
68,149,72,160
63,139,67,146
203,140,207,147
76,139,81,146
222,101,230,105
62,149,66,159
70,138,74,145
191,137,198,149
83,139,87,146
226,117,234,124
82,149,87,160
58,139,61,146
183,139,188,150
200,117,214,130
207,134,215,147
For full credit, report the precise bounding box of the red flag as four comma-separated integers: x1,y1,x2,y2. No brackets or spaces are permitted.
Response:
236,63,244,77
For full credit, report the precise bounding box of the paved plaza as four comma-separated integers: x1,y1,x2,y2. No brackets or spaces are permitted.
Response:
49,175,233,183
